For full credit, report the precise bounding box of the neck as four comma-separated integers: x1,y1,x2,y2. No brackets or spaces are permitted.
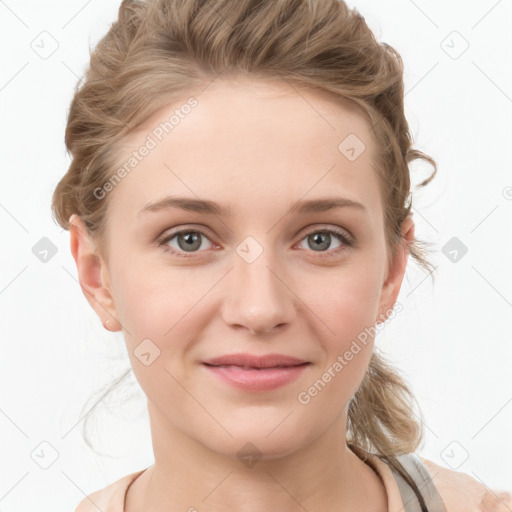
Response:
125,401,388,512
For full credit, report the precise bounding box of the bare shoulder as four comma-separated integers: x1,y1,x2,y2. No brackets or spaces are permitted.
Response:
74,488,106,512
420,457,512,512
73,481,120,512
73,469,144,512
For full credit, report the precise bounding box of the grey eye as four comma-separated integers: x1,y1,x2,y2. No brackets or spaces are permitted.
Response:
164,231,213,253
298,231,343,252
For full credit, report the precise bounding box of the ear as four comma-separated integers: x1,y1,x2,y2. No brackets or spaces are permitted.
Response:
69,214,122,332
375,215,415,324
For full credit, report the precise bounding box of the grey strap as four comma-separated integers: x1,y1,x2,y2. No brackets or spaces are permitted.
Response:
389,453,447,512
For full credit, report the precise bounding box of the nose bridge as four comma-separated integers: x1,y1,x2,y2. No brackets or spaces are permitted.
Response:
223,233,293,333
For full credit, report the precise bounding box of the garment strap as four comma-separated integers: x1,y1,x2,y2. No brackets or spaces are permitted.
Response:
389,453,447,512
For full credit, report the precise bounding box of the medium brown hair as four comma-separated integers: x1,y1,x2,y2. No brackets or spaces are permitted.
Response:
52,0,437,507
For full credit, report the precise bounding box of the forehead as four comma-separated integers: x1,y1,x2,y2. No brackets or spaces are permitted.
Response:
107,76,382,223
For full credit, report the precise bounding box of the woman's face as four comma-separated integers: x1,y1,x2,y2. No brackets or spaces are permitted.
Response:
73,76,411,460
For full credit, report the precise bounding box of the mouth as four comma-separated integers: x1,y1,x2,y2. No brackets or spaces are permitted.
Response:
201,358,311,391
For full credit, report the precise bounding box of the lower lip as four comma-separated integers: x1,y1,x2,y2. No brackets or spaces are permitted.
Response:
203,363,310,391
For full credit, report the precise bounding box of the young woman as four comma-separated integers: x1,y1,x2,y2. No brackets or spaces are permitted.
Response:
51,0,511,510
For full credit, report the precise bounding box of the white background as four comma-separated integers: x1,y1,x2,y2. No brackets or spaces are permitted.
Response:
0,0,511,510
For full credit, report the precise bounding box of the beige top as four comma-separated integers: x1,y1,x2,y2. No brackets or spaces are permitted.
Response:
74,454,512,512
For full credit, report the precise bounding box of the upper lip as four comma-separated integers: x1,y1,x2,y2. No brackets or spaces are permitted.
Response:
202,353,309,369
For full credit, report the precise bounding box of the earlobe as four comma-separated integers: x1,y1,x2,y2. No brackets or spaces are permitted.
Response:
69,214,121,332
376,215,415,324
102,318,122,331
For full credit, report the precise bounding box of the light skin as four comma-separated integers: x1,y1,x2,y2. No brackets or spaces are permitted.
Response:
69,75,414,512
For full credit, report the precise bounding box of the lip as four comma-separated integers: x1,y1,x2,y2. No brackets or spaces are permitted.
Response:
202,353,310,392
202,353,308,368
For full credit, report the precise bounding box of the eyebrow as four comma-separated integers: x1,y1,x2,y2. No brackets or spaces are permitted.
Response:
137,195,367,217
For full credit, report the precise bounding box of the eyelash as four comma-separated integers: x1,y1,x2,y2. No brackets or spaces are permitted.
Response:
156,225,354,259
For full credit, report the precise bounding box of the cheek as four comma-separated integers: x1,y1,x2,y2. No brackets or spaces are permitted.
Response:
110,257,219,392
111,250,199,337
112,266,204,407
301,265,382,398
307,263,383,342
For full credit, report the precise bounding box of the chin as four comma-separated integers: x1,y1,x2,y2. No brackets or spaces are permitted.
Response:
201,424,308,463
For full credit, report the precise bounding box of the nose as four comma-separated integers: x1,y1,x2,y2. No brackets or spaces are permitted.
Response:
221,242,295,335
